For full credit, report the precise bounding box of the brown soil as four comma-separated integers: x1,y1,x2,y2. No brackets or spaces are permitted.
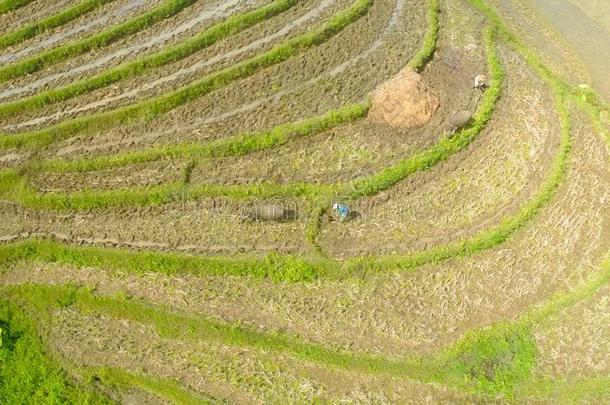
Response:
28,159,186,192
319,44,560,257
368,67,440,128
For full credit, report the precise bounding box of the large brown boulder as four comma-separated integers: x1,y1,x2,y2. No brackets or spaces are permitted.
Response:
368,68,440,128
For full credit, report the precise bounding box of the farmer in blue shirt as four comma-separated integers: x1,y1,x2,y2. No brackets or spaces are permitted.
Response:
332,203,350,221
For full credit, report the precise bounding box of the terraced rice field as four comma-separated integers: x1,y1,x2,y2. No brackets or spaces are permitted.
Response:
0,0,609,403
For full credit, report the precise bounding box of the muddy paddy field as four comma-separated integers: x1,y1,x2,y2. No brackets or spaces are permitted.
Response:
0,0,609,403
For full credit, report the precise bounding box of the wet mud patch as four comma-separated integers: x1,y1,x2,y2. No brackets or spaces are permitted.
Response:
0,0,161,65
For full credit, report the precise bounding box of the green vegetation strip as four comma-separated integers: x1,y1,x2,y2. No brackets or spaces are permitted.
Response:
89,367,215,404
35,102,370,173
0,0,116,50
406,0,438,70
0,238,326,282
2,172,337,209
0,0,295,117
0,0,199,83
0,0,34,15
0,0,373,150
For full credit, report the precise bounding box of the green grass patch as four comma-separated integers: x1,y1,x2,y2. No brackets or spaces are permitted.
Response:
0,0,295,117
435,323,537,399
0,297,113,404
0,0,34,14
0,0,198,83
4,174,337,209
0,0,373,151
0,0,116,51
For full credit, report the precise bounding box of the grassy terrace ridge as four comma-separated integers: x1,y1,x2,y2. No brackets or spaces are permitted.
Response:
0,0,117,50
3,252,609,401
0,0,200,83
0,0,373,150
0,0,34,14
87,367,215,404
33,100,371,174
0,238,325,282
406,0,438,71
0,0,296,117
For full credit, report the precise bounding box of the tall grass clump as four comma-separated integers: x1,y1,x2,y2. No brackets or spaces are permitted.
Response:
0,0,295,117
0,0,116,50
0,0,373,151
